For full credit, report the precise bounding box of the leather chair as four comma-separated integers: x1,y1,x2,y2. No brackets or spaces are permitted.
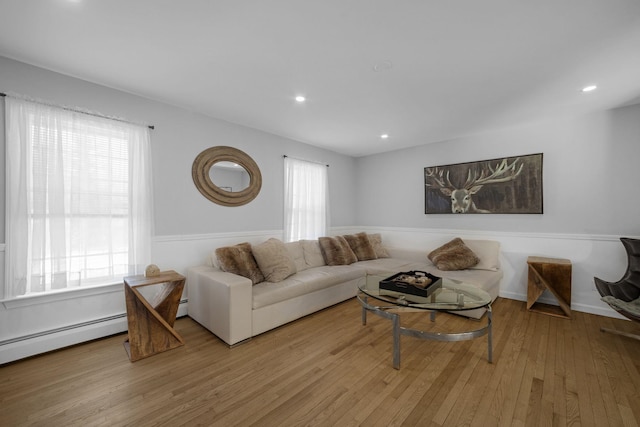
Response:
594,237,640,340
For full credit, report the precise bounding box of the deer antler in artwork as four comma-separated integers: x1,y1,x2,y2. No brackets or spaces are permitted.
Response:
425,167,455,194
462,158,523,191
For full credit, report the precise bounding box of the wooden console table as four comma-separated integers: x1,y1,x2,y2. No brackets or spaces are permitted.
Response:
123,270,185,361
527,256,572,319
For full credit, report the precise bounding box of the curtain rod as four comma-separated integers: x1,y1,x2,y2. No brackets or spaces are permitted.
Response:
0,92,154,130
283,155,329,167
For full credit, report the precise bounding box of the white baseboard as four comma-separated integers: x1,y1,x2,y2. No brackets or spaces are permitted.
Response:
0,302,188,365
498,290,626,320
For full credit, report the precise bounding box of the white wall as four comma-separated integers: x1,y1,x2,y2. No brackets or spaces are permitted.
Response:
0,56,357,238
0,56,356,363
355,104,640,235
355,103,640,319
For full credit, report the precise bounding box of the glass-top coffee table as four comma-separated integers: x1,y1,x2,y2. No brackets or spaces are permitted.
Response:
357,273,493,369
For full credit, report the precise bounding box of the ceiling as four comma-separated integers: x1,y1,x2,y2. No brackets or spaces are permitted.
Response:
1,0,640,157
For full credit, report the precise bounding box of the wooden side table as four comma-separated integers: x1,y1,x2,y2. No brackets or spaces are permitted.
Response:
527,256,572,319
123,270,185,361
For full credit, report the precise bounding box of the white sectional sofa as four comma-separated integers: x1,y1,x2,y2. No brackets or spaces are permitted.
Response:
186,234,503,346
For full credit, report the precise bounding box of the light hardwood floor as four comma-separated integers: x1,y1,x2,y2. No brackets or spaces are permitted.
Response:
1,298,639,426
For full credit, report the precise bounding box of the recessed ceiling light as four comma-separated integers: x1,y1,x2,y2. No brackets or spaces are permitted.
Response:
582,85,597,93
295,95,306,103
380,134,389,139
373,60,393,72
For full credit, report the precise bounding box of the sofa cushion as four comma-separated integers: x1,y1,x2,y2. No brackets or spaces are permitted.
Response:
319,236,358,265
285,241,307,272
426,266,503,299
464,239,501,271
428,238,479,271
368,233,390,258
300,240,326,268
215,242,265,284
252,265,363,309
343,232,378,261
355,257,423,275
252,238,297,282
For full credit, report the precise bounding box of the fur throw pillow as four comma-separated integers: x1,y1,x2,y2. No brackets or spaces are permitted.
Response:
215,242,265,284
343,232,378,261
428,238,480,271
318,236,358,266
252,238,297,282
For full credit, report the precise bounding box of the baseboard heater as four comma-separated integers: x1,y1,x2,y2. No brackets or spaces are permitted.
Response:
0,299,188,347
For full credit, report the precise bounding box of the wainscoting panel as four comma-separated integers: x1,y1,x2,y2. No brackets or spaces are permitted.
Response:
0,302,188,365
361,227,630,320
152,230,285,278
154,226,633,319
0,244,5,301
0,229,359,364
0,227,630,364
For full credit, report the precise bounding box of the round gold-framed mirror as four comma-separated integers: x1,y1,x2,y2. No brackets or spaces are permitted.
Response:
192,146,262,207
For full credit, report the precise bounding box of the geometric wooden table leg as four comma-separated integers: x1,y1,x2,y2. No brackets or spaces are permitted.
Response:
123,271,185,362
526,257,572,319
150,282,184,328
527,265,547,310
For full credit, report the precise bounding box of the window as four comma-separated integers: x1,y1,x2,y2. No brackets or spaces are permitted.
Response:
283,157,328,242
5,98,153,298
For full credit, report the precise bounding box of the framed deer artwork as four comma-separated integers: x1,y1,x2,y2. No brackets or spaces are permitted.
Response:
424,153,543,214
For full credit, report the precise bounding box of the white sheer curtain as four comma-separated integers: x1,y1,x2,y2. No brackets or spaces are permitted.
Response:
283,157,329,242
5,97,154,298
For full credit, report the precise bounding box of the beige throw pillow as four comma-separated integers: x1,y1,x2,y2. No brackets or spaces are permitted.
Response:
368,233,389,258
215,242,265,284
252,238,297,282
319,236,358,265
428,238,480,271
343,232,378,261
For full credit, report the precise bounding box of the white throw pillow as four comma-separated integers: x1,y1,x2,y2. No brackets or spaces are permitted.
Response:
300,240,327,268
368,233,390,258
285,241,307,272
209,250,220,269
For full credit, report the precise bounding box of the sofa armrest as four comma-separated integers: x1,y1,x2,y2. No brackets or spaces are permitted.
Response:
186,265,253,346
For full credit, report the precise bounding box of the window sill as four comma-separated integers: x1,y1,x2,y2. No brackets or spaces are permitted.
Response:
1,282,124,309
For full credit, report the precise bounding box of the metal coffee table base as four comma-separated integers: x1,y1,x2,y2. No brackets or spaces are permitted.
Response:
357,294,493,369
